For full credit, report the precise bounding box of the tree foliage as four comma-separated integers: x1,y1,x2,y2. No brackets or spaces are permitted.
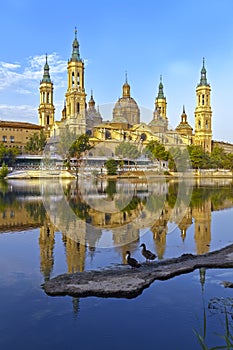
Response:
187,144,233,170
115,142,140,159
105,158,118,175
0,144,19,166
68,134,93,175
24,131,47,154
69,134,93,160
0,162,8,178
144,140,169,162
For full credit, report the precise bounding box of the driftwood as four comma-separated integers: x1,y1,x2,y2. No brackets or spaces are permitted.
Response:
43,244,233,299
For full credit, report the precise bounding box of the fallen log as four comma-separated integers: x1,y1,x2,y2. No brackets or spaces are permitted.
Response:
43,244,233,299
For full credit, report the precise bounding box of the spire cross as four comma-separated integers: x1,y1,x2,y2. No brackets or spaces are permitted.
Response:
203,57,205,66
75,27,77,38
125,70,128,83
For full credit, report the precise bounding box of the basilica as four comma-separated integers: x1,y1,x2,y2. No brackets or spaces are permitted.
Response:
38,29,226,156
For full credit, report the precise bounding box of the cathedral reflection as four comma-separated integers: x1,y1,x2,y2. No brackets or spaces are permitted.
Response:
1,178,233,285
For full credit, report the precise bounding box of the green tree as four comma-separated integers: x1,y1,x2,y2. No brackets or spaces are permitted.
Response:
187,145,211,169
115,141,140,159
145,140,169,161
0,162,8,178
0,144,19,166
0,143,7,162
210,145,226,169
24,130,47,154
7,146,20,166
144,140,169,171
105,158,118,175
223,153,233,170
69,134,93,176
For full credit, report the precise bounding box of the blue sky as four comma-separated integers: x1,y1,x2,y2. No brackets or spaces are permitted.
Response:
1,0,233,143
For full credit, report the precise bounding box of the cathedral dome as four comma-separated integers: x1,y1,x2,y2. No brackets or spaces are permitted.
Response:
175,106,193,136
112,75,140,125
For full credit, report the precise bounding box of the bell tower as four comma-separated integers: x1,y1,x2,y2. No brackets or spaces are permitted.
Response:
65,28,86,135
155,75,168,130
38,54,55,138
155,75,167,119
194,58,212,153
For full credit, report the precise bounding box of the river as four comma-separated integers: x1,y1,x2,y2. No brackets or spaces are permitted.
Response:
0,177,233,349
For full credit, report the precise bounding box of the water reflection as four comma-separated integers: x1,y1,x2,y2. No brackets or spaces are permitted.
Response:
1,178,233,282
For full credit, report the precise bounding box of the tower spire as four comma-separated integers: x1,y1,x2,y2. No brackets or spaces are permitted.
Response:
89,90,95,109
70,27,81,62
157,75,165,98
123,72,130,98
125,70,128,83
41,54,51,83
199,57,208,86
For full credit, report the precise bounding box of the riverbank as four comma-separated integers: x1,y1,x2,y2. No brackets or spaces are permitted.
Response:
5,168,233,179
6,169,75,179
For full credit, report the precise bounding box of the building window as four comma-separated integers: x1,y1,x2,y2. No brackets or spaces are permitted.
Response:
47,92,50,103
47,115,50,125
77,102,80,114
2,135,7,142
77,72,80,85
205,120,208,129
72,72,75,87
198,120,201,128
202,94,205,105
10,136,14,143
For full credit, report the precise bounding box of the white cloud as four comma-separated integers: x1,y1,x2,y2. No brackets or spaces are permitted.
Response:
1,62,21,70
0,53,68,92
0,104,38,123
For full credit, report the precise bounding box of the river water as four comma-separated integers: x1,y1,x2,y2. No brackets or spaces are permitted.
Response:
0,177,233,349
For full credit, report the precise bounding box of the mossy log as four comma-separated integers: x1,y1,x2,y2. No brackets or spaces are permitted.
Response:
43,244,233,299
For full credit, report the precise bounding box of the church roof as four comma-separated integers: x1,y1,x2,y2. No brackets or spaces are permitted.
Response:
0,120,42,130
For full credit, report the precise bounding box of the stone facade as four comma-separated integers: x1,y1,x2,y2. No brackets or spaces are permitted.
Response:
0,120,43,152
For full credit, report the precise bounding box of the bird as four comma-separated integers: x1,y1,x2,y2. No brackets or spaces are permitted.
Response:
140,243,156,262
126,251,141,268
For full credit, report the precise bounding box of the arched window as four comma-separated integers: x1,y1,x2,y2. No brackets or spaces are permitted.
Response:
72,72,75,87
140,133,147,141
77,72,80,85
105,130,111,140
46,115,50,125
43,92,45,103
47,93,50,103
77,102,80,114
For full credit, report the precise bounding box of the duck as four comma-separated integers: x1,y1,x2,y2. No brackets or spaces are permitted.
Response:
140,243,156,262
126,251,141,268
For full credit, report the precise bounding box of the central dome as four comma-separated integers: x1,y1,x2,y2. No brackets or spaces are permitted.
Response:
112,76,140,125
